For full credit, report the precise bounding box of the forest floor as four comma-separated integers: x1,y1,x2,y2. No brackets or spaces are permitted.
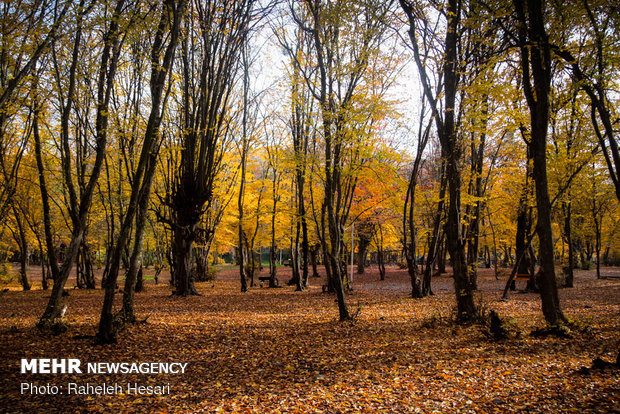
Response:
0,265,619,413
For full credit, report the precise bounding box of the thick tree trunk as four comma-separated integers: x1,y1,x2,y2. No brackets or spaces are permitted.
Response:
328,245,350,321
324,122,349,320
532,140,564,324
135,267,144,292
39,229,85,328
173,224,200,296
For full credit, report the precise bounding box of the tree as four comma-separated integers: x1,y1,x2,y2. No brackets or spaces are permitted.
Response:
0,0,69,223
401,0,477,322
288,27,313,290
290,0,394,320
513,0,566,326
264,121,284,288
165,0,256,296
402,93,433,298
550,0,620,203
97,0,187,344
38,0,128,330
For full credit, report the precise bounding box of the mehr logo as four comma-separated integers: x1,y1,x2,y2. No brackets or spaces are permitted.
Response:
21,359,82,374
21,359,188,374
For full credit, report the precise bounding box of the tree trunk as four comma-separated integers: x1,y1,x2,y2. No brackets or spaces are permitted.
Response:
320,207,334,293
238,184,248,293
12,208,31,291
564,200,574,287
310,245,320,278
135,267,144,293
120,184,152,324
594,216,601,279
404,175,422,297
77,241,95,289
37,244,48,290
465,102,488,291
293,220,302,291
422,166,446,296
238,41,250,293
300,208,309,288
356,235,370,275
173,224,200,296
513,161,534,290
269,173,278,287
378,227,386,281
32,99,60,285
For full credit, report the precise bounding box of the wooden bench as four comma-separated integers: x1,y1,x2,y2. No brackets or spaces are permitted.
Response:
509,273,531,291
258,275,279,286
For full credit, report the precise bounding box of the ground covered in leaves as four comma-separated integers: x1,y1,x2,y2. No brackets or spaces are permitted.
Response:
1,265,619,413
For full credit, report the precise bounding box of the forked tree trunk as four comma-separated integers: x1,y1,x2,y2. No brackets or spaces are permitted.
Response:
514,0,566,326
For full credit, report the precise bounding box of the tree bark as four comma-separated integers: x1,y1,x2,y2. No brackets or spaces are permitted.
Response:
356,233,371,275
